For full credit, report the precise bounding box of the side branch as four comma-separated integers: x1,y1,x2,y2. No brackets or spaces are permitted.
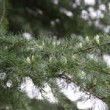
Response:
0,0,6,25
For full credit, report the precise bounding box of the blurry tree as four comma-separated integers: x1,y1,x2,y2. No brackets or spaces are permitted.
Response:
8,0,110,37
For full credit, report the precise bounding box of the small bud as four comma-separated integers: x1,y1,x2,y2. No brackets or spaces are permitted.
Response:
49,56,52,62
26,57,31,64
94,35,100,45
32,55,35,61
79,42,83,48
72,55,75,59
52,41,56,47
42,41,45,46
36,43,43,49
85,36,89,42
5,46,8,49
56,41,60,45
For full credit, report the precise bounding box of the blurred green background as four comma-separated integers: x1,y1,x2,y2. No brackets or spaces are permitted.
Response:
8,0,110,37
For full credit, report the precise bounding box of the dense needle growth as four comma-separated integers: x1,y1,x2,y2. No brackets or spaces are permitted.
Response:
0,0,110,110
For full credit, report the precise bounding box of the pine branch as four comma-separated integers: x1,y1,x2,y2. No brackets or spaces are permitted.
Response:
0,34,110,109
73,42,110,55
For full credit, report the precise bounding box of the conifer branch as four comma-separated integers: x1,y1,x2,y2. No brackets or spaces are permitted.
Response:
56,72,109,102
73,42,110,55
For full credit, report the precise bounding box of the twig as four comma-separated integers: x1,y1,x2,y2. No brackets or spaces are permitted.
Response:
0,0,6,25
73,42,110,55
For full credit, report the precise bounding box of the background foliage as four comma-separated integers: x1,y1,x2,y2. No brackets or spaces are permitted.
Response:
8,0,110,37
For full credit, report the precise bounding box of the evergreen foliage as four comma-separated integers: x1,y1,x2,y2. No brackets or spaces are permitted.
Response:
0,0,110,110
0,33,110,109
